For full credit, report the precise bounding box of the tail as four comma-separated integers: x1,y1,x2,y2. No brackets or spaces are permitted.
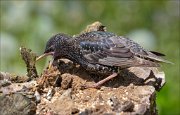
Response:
146,51,174,64
150,51,165,56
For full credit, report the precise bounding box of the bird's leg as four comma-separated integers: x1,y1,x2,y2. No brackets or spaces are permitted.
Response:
48,59,55,70
85,73,118,88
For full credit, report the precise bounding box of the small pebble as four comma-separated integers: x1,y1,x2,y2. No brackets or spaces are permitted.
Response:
46,88,55,101
34,90,41,103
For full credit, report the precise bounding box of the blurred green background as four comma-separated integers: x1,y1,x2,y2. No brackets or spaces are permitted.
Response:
0,1,179,114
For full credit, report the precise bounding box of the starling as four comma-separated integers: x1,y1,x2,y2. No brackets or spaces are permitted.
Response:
37,31,172,88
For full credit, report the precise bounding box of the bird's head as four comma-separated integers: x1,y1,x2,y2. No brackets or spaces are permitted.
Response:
36,33,71,61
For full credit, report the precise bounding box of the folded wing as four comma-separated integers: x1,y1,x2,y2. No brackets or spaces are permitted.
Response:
78,33,162,68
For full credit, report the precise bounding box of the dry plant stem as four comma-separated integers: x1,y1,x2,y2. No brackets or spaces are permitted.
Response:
38,65,60,86
20,46,38,78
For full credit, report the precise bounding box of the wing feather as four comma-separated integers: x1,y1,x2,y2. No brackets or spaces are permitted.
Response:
76,32,167,68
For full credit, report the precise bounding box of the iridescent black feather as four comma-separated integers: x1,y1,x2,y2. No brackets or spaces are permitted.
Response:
44,33,71,53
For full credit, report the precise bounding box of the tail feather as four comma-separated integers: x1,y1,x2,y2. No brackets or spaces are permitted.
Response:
146,52,173,64
133,56,160,67
150,51,166,56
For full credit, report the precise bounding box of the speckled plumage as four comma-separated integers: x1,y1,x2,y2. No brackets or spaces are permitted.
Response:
44,33,72,54
44,31,170,75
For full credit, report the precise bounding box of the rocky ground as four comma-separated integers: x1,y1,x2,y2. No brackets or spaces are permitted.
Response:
0,58,165,115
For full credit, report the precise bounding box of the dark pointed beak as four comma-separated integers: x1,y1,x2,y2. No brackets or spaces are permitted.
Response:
36,52,54,61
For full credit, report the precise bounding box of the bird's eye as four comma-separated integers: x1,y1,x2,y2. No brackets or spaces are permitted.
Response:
45,45,54,53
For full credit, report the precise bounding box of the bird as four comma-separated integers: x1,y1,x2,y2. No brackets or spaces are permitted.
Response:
36,31,172,88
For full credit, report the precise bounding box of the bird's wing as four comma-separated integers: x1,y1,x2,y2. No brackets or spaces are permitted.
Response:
78,33,160,68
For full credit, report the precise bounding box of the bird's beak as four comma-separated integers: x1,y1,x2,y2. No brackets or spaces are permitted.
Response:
36,52,54,61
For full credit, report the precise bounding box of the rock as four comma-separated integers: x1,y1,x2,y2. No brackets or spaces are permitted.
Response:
0,93,36,115
61,74,73,89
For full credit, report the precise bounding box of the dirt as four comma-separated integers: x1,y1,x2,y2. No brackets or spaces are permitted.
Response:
36,84,156,115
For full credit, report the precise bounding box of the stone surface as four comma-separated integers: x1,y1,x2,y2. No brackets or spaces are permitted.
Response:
0,93,36,115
